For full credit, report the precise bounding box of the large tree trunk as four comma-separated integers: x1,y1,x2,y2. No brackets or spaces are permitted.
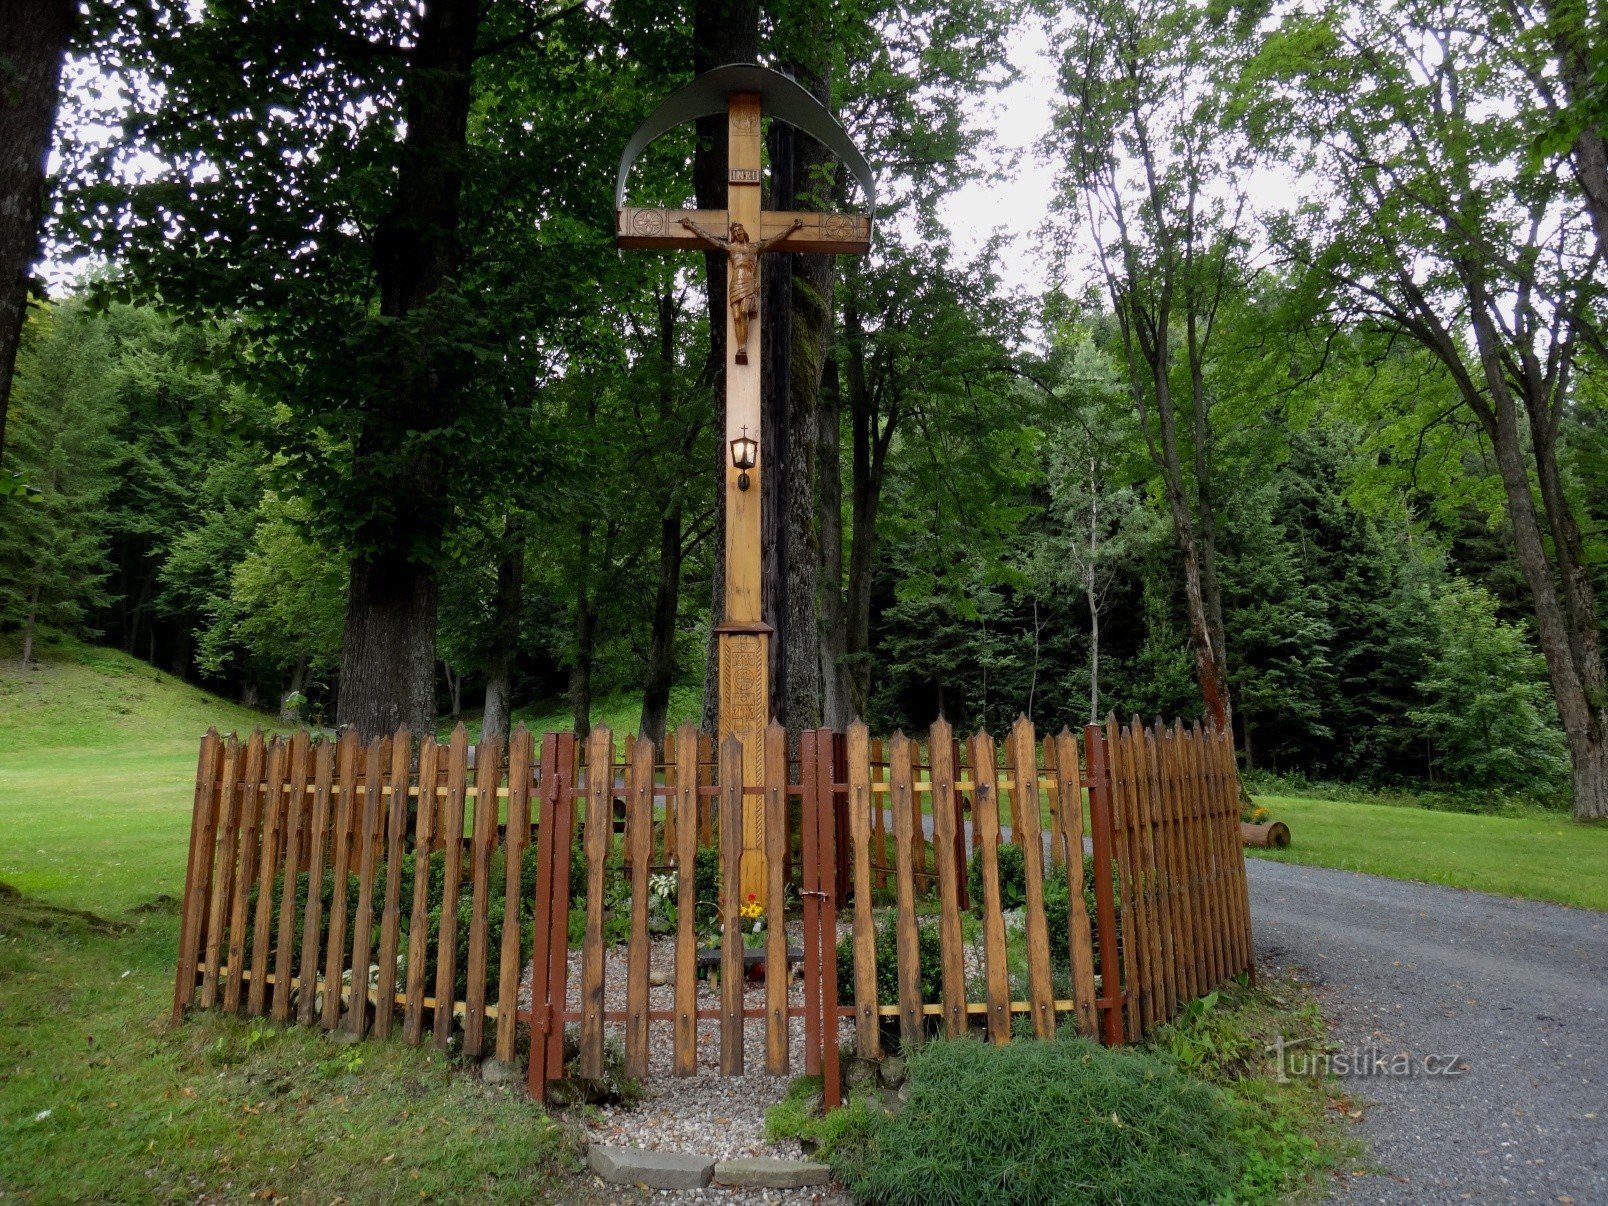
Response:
0,0,73,468
842,291,892,719
779,61,837,732
338,552,440,735
817,356,852,728
481,515,524,741
642,287,690,745
337,0,479,737
694,0,759,734
641,503,685,745
762,121,795,724
1462,274,1608,820
570,520,597,738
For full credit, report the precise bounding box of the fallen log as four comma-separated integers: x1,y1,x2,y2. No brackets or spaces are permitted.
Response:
1241,820,1291,849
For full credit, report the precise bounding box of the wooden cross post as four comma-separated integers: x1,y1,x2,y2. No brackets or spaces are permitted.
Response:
617,88,871,898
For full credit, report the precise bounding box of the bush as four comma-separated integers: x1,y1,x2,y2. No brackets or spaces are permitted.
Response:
423,869,537,1004
967,843,1028,913
693,844,721,913
836,913,945,1015
967,847,1104,974
249,868,361,969
836,1036,1241,1204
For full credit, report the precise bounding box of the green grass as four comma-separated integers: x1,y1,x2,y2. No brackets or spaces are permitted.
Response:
1246,792,1608,911
443,685,703,743
0,900,586,1202
0,634,277,912
1146,974,1365,1201
0,636,593,1202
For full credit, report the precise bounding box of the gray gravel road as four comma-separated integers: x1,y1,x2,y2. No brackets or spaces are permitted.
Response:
1247,858,1606,1203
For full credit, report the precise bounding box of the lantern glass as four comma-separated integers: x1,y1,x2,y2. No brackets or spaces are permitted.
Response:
730,426,757,471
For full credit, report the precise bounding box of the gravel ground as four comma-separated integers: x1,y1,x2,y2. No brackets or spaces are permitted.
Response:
1248,858,1606,1203
522,921,855,1203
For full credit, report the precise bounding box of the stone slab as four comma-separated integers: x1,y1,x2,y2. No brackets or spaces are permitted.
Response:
712,1156,833,1189
588,1144,713,1190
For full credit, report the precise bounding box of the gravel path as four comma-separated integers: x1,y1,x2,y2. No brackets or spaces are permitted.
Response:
1247,858,1606,1203
523,922,854,1203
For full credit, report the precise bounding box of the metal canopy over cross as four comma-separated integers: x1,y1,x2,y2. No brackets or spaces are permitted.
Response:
615,63,875,896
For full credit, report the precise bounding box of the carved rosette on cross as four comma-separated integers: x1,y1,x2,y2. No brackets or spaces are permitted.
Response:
615,63,876,897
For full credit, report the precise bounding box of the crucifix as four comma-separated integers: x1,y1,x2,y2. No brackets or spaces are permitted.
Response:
615,65,875,896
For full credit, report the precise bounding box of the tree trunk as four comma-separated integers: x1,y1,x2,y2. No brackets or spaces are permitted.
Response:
762,119,795,723
1462,275,1608,820
1086,459,1100,724
1188,312,1229,686
693,0,759,734
481,515,524,741
1541,0,1608,261
20,581,40,670
780,70,836,732
843,292,891,720
570,520,597,738
1130,318,1231,732
337,551,440,736
0,0,73,468
280,655,307,724
641,502,685,745
442,661,463,717
818,355,852,728
337,0,479,737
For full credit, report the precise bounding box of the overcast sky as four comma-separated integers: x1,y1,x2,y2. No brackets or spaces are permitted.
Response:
935,23,1063,304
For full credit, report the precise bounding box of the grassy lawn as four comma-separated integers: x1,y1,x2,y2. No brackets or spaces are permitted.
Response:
1245,792,1608,911
0,635,274,912
0,637,593,1202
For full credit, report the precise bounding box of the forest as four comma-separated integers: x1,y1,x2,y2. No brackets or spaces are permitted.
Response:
1,0,1603,819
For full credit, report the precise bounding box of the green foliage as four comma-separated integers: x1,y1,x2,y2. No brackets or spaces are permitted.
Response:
967,842,1027,912
834,1036,1241,1204
0,304,123,655
764,1075,881,1158
1411,581,1569,796
1147,977,1355,1202
194,493,345,694
966,847,1101,973
836,912,947,1021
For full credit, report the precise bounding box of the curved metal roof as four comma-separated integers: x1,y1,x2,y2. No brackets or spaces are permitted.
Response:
614,62,877,225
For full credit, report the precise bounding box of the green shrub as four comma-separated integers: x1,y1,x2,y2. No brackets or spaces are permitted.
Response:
967,843,1028,913
836,1036,1241,1204
836,913,946,1015
693,844,721,912
423,878,536,1004
248,868,361,968
965,848,1105,973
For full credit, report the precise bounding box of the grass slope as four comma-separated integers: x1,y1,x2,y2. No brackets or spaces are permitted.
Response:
0,637,589,1202
0,634,275,912
1247,792,1608,911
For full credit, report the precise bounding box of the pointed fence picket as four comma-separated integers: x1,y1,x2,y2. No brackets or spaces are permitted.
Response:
174,714,1254,1104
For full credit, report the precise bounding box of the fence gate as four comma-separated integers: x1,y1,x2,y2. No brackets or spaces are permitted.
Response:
523,726,848,1106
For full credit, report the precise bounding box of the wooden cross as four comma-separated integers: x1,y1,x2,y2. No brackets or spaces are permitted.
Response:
616,86,872,897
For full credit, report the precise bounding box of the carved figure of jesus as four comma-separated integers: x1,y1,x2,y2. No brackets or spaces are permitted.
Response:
680,217,805,363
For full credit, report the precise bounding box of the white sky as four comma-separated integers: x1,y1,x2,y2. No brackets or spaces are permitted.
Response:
935,23,1063,303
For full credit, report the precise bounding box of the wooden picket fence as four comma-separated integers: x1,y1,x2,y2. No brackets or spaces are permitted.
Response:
173,715,1253,1104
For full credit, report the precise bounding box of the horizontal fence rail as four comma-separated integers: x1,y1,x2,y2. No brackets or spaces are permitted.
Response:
174,716,1254,1101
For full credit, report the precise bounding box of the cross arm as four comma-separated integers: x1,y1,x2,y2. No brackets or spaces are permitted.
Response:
617,207,871,255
